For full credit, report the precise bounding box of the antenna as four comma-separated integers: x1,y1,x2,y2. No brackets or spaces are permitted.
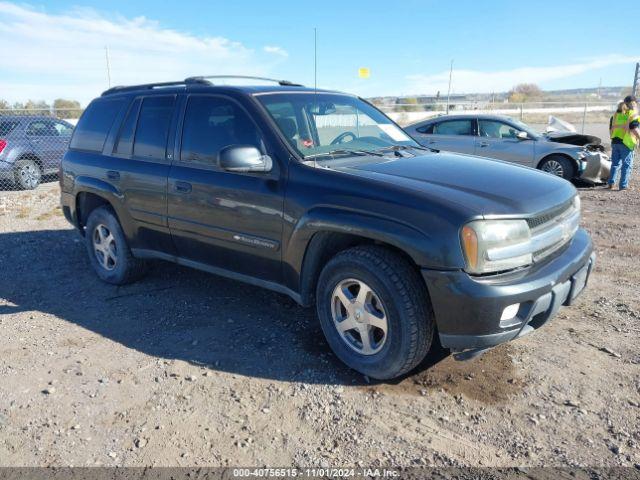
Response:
446,59,453,115
314,27,317,91
104,46,112,88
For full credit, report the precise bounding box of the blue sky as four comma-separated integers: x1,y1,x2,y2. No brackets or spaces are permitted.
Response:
0,0,638,105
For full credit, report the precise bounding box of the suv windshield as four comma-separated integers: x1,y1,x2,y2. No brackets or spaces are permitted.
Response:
256,92,419,159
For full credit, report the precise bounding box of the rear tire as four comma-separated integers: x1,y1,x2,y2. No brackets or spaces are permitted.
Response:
14,158,42,190
539,155,576,181
84,206,147,285
316,245,433,380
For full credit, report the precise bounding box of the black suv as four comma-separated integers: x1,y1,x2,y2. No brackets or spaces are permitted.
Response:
60,76,595,380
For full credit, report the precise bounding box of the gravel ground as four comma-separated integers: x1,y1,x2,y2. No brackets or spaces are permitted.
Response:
0,179,638,469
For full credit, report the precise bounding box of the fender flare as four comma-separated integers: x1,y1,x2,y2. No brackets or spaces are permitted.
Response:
284,207,461,302
73,176,136,238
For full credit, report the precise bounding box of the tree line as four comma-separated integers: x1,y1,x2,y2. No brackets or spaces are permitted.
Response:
0,99,83,118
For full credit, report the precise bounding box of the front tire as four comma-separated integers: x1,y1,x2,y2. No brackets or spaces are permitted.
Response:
14,158,42,190
539,155,576,181
316,245,433,380
84,206,147,285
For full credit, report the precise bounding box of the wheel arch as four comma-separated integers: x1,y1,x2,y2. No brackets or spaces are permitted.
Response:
76,191,112,231
536,153,578,174
73,176,131,237
286,208,448,306
16,152,43,168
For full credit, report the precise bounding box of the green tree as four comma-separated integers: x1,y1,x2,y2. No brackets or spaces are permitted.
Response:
53,98,82,119
508,83,542,103
398,97,419,112
23,100,51,116
0,99,9,113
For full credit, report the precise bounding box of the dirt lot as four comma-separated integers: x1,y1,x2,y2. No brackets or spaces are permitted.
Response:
0,180,639,469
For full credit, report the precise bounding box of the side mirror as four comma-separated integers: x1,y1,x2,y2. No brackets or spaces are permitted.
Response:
516,131,529,140
219,145,273,173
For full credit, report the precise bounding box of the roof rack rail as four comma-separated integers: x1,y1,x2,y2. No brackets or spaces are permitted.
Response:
184,75,303,87
100,75,303,97
101,80,200,96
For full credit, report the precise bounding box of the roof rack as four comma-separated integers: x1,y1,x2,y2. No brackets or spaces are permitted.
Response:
184,75,303,87
101,80,200,96
101,75,303,97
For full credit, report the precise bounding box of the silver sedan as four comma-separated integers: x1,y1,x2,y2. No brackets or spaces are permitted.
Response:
404,114,610,183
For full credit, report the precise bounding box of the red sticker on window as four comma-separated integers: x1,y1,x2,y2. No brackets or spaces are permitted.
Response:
302,138,314,148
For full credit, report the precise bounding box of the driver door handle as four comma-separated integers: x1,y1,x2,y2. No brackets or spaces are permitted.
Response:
174,181,192,194
479,141,490,147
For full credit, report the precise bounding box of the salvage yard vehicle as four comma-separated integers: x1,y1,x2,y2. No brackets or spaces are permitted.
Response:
404,114,610,183
0,116,74,189
60,76,595,380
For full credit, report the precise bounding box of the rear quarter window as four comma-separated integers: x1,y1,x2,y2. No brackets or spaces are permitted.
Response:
70,98,125,152
0,121,19,136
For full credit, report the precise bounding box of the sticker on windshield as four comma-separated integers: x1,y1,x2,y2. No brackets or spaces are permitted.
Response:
379,124,411,142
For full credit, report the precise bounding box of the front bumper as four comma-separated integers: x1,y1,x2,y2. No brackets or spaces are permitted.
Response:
422,228,594,353
579,152,610,184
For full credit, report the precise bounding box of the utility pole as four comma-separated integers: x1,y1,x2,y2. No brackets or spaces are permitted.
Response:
633,62,639,97
446,60,453,115
104,46,112,88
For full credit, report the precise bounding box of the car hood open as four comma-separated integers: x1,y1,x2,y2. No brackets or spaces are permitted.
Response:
338,151,576,217
545,131,602,147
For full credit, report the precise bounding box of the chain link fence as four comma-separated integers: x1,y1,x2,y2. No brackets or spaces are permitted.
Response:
0,101,619,193
378,101,617,141
0,100,619,223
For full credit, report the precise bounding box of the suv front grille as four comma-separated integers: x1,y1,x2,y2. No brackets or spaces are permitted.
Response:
526,198,573,229
529,199,580,262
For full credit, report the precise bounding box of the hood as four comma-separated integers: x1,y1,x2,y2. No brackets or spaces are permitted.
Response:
338,151,576,217
545,131,602,147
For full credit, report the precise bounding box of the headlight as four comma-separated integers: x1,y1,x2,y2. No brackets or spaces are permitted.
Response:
460,220,532,274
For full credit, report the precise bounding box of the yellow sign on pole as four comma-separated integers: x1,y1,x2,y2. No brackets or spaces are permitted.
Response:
358,67,370,79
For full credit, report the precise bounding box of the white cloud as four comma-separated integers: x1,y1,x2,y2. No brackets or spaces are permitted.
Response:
0,2,285,105
405,55,640,95
263,46,289,58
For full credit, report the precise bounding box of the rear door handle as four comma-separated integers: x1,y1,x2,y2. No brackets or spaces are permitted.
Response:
479,141,490,147
107,170,120,180
174,181,192,193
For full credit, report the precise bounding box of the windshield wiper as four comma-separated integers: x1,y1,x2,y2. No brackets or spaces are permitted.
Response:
306,149,386,160
377,144,437,154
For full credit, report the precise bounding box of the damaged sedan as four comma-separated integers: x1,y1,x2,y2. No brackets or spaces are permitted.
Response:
405,114,610,183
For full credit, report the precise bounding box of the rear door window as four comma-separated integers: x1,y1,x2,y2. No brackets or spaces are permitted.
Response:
27,120,58,136
133,96,176,161
70,98,125,152
433,119,473,136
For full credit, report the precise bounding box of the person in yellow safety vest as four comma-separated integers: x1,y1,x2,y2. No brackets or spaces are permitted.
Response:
608,95,640,190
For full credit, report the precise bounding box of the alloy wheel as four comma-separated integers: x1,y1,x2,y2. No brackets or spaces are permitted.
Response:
331,278,388,355
541,159,564,177
19,162,41,189
92,224,118,271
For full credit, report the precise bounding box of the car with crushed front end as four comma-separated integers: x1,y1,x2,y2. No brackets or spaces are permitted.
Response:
60,76,595,380
404,114,609,183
